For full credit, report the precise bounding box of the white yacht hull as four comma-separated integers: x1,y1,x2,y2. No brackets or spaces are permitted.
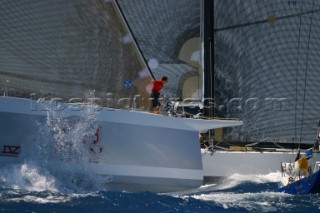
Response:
0,96,242,192
202,149,320,179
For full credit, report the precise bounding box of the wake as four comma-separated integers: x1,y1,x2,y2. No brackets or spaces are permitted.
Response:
172,173,293,212
212,172,282,191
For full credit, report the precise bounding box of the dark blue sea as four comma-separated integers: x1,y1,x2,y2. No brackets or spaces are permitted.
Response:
1,163,320,213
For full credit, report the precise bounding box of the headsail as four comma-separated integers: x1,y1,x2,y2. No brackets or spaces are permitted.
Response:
0,0,153,109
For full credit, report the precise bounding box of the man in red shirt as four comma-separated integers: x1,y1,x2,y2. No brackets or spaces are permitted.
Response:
150,76,168,114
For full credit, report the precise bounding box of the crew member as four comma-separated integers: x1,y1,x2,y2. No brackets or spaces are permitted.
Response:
150,76,168,114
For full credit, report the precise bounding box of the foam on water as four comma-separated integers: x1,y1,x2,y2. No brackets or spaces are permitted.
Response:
213,172,282,190
170,173,293,212
188,191,292,212
0,163,57,192
169,172,282,197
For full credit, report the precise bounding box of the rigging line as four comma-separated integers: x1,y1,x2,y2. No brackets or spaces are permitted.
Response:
114,0,156,80
294,1,303,143
211,47,214,119
299,0,315,148
214,8,320,32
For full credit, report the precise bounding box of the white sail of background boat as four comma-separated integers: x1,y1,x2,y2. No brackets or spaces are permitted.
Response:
0,0,243,192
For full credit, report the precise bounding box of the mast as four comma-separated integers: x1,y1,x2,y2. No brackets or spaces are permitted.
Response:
203,0,214,118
